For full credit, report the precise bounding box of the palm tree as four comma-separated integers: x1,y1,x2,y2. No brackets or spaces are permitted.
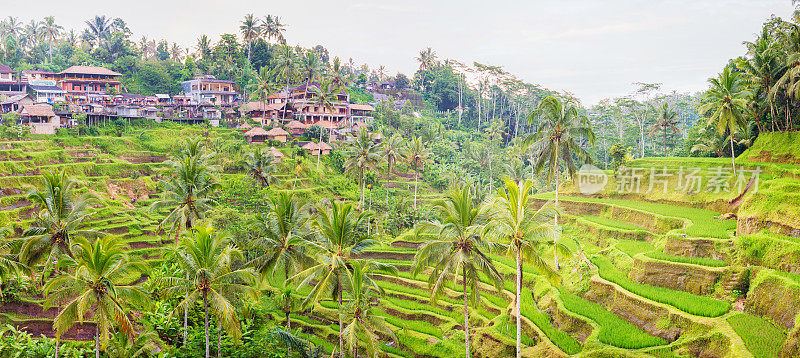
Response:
3,17,23,40
170,43,184,62
411,186,503,358
503,159,530,185
309,80,337,169
648,103,681,157
0,228,28,298
344,128,382,209
527,95,594,269
247,66,279,124
41,16,62,62
485,179,562,358
243,148,278,187
296,202,374,358
248,192,312,284
22,170,99,285
240,14,261,65
274,45,296,119
105,330,159,358
701,66,750,175
330,57,348,93
196,35,212,62
415,47,437,73
300,52,322,86
84,15,112,48
150,154,218,234
44,237,149,358
404,136,431,210
341,260,397,358
161,224,258,358
380,135,403,208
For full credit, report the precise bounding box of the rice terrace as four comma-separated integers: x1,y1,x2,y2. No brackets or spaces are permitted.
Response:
0,1,800,357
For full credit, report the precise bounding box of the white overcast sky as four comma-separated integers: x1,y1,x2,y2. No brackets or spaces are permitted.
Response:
5,0,795,105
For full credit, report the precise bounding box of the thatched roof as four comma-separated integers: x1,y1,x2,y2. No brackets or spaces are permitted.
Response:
302,141,333,151
21,104,55,117
269,147,285,158
314,120,335,129
265,127,290,136
244,127,269,137
238,122,253,130
285,120,307,129
350,104,375,111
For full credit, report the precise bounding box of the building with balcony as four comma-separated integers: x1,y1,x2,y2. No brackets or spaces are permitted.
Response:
28,84,67,103
181,75,239,105
55,66,123,103
0,64,26,96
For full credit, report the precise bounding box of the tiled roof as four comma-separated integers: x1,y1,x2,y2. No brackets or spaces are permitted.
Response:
59,65,122,76
350,104,375,111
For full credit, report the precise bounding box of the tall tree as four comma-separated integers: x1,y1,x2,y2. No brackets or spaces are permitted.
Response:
701,66,750,174
309,80,337,169
648,102,681,157
41,16,62,62
161,224,258,358
22,170,99,285
240,14,261,65
403,136,431,210
84,15,112,48
44,237,149,358
341,259,397,358
486,179,562,358
412,186,503,358
344,128,382,209
527,95,594,269
243,147,278,187
297,202,373,358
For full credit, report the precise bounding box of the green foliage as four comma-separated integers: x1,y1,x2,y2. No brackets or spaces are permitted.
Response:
591,256,730,317
727,313,786,358
644,251,727,267
520,288,582,354
559,290,666,348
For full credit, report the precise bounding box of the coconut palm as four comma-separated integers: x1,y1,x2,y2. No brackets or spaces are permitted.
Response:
416,47,437,73
403,136,431,210
300,52,322,86
248,192,312,283
380,135,403,207
44,237,149,358
700,66,750,175
105,330,159,358
0,228,28,297
485,179,562,358
150,154,218,234
344,128,382,209
503,159,530,185
341,259,397,358
83,15,112,48
296,202,374,358
41,16,62,62
309,80,338,169
411,186,503,358
247,66,280,124
648,102,681,157
526,95,594,269
22,170,99,285
240,14,261,64
330,57,348,93
161,224,258,358
196,35,212,62
243,147,278,187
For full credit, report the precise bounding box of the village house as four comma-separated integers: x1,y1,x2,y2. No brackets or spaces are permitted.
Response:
0,65,27,96
1,94,34,114
285,120,307,136
20,104,59,134
28,84,67,103
244,127,269,143
181,75,239,105
238,101,294,124
21,70,57,85
55,66,123,104
289,82,349,126
350,104,375,123
301,141,332,156
267,147,285,164
264,127,290,142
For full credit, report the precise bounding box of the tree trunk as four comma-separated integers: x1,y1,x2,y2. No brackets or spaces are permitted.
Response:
730,134,736,176
184,271,189,346
554,151,560,271
217,319,222,358
95,329,99,358
204,291,210,358
55,339,59,358
286,310,292,356
463,266,471,358
516,248,522,358
338,271,344,358
414,168,419,210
